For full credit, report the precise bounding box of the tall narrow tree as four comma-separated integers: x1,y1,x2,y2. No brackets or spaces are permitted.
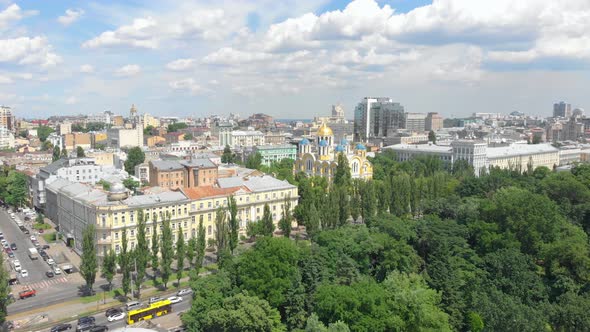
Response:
151,214,159,280
261,203,275,237
120,227,131,298
160,213,174,289
52,146,60,162
0,249,11,324
195,220,206,271
135,210,148,298
186,237,197,269
61,147,68,158
278,196,292,238
176,225,186,286
80,224,98,293
214,207,229,263
227,195,239,254
333,153,352,190
102,249,116,291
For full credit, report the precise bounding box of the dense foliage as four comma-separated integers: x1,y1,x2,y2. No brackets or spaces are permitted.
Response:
183,152,590,331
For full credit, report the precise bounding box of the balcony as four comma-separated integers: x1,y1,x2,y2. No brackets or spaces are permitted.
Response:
97,237,112,244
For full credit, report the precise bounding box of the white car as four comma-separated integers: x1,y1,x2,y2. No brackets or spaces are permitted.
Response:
53,267,62,275
167,296,182,304
20,269,28,277
30,235,36,242
177,289,192,296
107,311,126,322
47,258,55,266
13,260,21,272
148,297,162,304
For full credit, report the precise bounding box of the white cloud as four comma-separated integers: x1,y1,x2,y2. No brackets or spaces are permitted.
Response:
0,37,61,67
65,96,78,105
0,3,37,30
165,58,195,71
115,64,141,77
202,47,273,65
79,64,94,73
173,9,232,41
169,78,205,94
58,9,84,26
0,75,12,84
83,17,159,49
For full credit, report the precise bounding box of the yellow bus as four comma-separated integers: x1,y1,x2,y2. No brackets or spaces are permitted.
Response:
127,299,172,324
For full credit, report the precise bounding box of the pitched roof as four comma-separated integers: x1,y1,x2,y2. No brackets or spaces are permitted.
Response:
150,160,184,170
182,186,246,200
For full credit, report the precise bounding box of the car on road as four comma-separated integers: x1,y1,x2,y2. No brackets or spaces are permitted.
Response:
46,270,55,278
88,326,108,332
105,307,122,317
13,260,21,272
10,243,16,250
20,269,28,278
148,296,162,304
1,243,8,249
50,323,72,332
54,267,62,275
177,288,192,296
18,289,36,299
47,258,55,265
76,323,95,332
6,250,14,258
167,296,183,304
77,316,95,325
107,310,125,322
19,226,29,234
30,235,36,242
42,244,50,249
125,301,142,311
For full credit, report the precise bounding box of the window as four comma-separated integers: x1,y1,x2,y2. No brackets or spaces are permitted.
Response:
200,215,204,222
200,203,203,209
191,204,196,210
114,216,118,224
130,229,134,236
115,232,119,240
115,245,120,254
130,213,134,222
184,207,188,214
208,202,212,208
172,223,175,229
207,213,211,221
207,225,212,235
184,221,187,228
122,216,125,223
178,208,181,215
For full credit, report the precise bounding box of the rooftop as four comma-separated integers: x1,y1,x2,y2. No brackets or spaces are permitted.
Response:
182,186,248,200
487,143,558,159
150,160,183,171
384,144,452,154
217,174,295,192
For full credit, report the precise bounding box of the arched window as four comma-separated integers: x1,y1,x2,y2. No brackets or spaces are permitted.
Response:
307,159,313,171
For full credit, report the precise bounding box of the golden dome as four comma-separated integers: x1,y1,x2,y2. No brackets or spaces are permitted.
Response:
317,122,333,137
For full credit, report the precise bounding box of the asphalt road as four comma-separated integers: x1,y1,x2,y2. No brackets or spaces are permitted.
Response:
41,298,191,332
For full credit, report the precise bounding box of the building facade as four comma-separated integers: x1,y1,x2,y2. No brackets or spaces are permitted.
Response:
0,106,15,132
354,97,405,141
553,101,572,118
404,113,426,132
252,144,297,166
425,112,444,131
107,127,144,148
232,130,265,148
294,123,373,180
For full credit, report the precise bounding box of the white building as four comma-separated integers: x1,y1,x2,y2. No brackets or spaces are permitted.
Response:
0,127,15,150
559,148,581,166
386,141,559,175
107,127,143,148
87,111,112,124
231,130,265,148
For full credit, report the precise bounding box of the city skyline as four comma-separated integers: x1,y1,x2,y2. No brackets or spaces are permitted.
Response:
1,0,589,118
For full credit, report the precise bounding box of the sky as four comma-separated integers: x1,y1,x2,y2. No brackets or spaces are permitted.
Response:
1,0,590,119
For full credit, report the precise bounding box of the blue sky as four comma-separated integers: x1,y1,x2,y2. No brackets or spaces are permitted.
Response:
1,0,590,119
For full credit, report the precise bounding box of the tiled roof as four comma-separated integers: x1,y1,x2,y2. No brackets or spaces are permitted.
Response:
217,175,295,192
182,186,247,200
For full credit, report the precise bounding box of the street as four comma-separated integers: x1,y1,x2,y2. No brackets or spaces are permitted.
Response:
40,298,191,332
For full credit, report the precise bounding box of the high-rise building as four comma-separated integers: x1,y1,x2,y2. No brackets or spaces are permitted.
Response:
404,113,427,132
0,106,15,132
425,112,444,131
354,97,405,141
553,101,572,118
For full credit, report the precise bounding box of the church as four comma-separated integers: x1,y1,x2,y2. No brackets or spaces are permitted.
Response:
294,123,373,180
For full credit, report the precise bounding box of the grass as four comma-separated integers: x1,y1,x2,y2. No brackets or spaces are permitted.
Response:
42,233,56,242
33,223,51,230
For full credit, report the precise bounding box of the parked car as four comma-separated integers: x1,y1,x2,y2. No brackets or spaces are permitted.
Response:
167,296,183,304
125,301,141,311
50,323,72,332
77,317,95,325
10,243,16,250
30,235,36,242
18,289,36,299
88,326,108,332
46,270,55,278
42,244,50,249
106,311,125,322
47,258,55,265
177,288,192,296
53,267,62,275
20,270,28,278
7,250,14,258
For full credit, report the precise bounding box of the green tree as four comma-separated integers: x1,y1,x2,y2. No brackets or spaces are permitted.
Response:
278,196,292,238
35,213,44,224
61,147,68,158
143,125,154,136
201,293,286,332
333,153,351,189
52,146,61,162
151,215,159,280
167,122,188,132
195,220,206,270
214,207,229,263
6,171,28,207
86,122,106,132
135,211,148,297
261,203,275,236
124,147,145,175
305,314,351,332
41,140,53,151
123,177,140,192
120,227,131,298
227,195,239,254
221,145,234,164
76,146,85,157
37,125,54,142
184,133,193,140
0,249,11,325
160,213,174,289
176,225,186,286
186,237,197,269
304,203,321,236
246,152,263,170
428,130,437,144
80,224,98,292
102,249,116,291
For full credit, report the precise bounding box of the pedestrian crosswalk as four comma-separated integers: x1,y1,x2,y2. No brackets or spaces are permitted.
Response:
22,277,68,290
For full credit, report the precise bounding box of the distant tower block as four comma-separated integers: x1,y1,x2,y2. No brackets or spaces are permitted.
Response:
130,104,138,118
332,104,345,119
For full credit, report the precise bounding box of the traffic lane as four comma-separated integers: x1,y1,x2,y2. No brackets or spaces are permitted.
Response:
41,299,192,332
0,210,48,284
